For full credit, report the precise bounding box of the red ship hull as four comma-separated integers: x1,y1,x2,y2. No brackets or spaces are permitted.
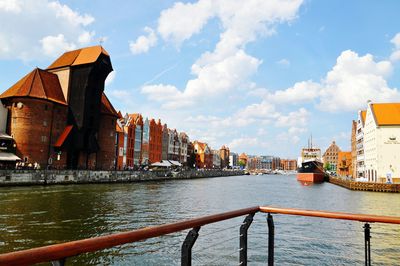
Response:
297,172,325,183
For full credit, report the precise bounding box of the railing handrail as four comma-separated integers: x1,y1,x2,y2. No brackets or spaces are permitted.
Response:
0,206,259,266
1,205,400,265
259,206,400,224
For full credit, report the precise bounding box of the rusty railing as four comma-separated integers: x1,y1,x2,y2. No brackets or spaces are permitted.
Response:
0,206,399,266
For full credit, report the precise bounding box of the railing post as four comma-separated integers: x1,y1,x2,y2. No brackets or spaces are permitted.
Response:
181,226,200,266
364,223,371,266
239,213,255,266
267,213,274,266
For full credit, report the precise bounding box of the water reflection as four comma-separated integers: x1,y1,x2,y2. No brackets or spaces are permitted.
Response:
0,175,399,265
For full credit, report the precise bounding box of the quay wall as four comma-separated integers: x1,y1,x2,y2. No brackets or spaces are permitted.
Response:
0,169,244,187
329,176,400,193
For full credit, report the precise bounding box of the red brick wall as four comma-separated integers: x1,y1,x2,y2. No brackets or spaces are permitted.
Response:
149,120,162,163
116,131,124,170
7,98,68,168
126,124,134,168
97,114,117,170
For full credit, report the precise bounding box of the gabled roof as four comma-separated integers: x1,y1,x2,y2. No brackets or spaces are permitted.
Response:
0,68,66,105
116,122,123,133
101,93,118,117
47,45,110,70
361,110,366,124
370,103,400,126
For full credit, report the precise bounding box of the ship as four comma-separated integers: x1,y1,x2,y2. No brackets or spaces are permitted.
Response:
297,136,325,183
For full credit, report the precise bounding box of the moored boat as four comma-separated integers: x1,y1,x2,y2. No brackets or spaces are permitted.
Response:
297,136,325,183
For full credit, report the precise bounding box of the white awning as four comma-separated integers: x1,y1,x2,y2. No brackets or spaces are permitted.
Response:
0,132,13,140
0,152,20,161
168,160,182,166
151,161,172,167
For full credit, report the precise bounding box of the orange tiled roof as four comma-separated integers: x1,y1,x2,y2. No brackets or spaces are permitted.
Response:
101,93,118,117
116,123,123,133
371,103,400,126
0,68,66,105
47,45,110,70
361,110,366,124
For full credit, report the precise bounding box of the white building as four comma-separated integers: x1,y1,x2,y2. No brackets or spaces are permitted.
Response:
179,132,189,164
212,150,221,168
356,110,366,178
363,102,400,183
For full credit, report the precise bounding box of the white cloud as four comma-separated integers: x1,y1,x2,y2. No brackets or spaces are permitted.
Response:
275,108,309,127
157,0,214,45
105,71,116,86
317,50,398,112
266,80,321,104
0,0,21,13
141,0,303,109
78,31,95,44
229,137,260,149
261,49,399,113
391,33,400,49
0,0,95,60
142,49,261,109
277,58,290,67
129,27,158,55
390,33,400,62
40,34,76,57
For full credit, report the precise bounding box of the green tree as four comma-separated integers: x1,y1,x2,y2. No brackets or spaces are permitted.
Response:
324,162,332,171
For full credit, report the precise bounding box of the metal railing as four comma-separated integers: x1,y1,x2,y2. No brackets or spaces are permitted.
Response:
0,206,399,266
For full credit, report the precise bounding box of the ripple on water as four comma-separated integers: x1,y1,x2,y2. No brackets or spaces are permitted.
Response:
0,175,399,265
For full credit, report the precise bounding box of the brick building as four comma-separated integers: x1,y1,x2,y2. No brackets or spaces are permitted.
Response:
149,118,162,164
337,151,352,177
161,124,169,160
96,94,119,170
168,129,180,161
179,132,189,165
239,153,248,167
322,141,341,171
0,46,119,170
280,159,297,171
0,68,68,168
219,145,230,168
193,141,213,168
141,117,150,165
115,119,124,170
128,113,143,167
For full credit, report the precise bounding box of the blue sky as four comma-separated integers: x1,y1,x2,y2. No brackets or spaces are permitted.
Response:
1,0,400,158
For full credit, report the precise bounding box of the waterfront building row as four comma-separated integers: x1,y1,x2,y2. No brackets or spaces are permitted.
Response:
0,45,231,171
351,102,400,183
243,154,297,171
321,141,352,177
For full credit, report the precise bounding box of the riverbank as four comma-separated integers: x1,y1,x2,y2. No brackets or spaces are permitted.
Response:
328,176,400,193
0,169,244,187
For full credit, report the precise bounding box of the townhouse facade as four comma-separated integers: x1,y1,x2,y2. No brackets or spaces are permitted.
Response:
322,141,341,171
356,110,366,178
363,102,400,183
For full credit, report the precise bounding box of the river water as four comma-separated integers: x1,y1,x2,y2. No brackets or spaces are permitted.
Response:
0,175,399,265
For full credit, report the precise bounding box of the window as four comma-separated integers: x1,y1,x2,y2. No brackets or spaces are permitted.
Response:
44,105,48,111
43,121,47,127
41,136,47,142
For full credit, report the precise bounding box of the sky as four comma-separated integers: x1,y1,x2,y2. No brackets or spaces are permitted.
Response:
0,0,400,158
